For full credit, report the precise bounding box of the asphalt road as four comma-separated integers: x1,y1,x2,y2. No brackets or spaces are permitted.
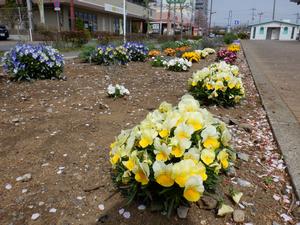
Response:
243,40,300,122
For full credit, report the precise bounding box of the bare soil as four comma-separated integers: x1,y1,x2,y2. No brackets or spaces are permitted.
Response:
0,52,298,225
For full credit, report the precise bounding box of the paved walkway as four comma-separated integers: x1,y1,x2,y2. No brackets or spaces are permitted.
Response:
243,40,300,199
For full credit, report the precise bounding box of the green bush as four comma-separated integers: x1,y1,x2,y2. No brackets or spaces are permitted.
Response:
79,45,96,62
201,37,224,48
223,33,238,44
237,32,249,40
61,30,91,47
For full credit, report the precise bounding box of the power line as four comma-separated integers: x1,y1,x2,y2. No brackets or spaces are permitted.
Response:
250,8,256,24
258,12,264,23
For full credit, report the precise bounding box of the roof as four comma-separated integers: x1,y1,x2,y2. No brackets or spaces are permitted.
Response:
290,0,300,4
250,20,300,27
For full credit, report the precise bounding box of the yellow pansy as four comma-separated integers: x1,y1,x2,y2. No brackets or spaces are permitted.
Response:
201,125,220,150
139,128,158,148
200,149,216,165
185,112,204,131
184,147,200,164
153,161,174,187
217,149,229,169
110,153,120,165
178,95,200,113
183,175,204,202
133,162,150,185
153,138,171,161
158,101,173,113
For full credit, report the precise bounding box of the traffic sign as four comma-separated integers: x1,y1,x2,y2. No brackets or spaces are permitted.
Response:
54,0,60,11
234,20,240,25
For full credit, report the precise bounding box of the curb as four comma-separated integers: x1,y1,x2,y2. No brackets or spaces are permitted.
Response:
242,40,300,199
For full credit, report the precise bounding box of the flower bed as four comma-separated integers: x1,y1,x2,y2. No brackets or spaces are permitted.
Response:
150,56,165,67
163,58,192,72
2,44,64,81
110,94,236,214
92,45,129,65
227,43,240,52
148,50,161,58
164,48,176,56
124,42,148,62
216,49,237,64
189,61,245,106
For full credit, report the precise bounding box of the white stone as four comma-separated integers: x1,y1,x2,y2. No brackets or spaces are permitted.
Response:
118,208,125,215
16,173,32,182
177,206,189,219
137,204,146,210
123,211,130,219
31,213,40,220
49,208,57,213
98,204,105,211
5,183,12,190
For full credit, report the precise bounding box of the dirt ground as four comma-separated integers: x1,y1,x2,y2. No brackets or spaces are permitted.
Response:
0,52,299,225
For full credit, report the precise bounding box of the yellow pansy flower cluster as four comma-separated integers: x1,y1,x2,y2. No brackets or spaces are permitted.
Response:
227,43,241,52
110,95,235,206
195,48,216,59
188,61,245,106
182,51,201,62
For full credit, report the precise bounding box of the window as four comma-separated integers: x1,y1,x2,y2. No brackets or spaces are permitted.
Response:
259,27,264,35
283,27,288,35
291,27,295,39
72,10,97,32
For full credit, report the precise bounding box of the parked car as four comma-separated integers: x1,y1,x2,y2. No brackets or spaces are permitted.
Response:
0,25,9,40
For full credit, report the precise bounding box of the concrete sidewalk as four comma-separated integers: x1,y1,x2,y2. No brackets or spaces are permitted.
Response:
242,40,300,199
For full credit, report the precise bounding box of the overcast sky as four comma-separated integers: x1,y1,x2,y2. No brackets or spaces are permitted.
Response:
211,0,299,26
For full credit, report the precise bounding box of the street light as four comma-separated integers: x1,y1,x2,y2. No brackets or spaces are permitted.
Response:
123,0,126,43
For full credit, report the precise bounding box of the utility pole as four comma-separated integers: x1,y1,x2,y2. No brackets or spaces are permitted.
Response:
123,0,126,43
26,0,33,41
272,0,276,20
167,3,171,35
294,12,300,24
227,10,232,33
258,12,263,23
173,2,176,35
160,0,163,35
208,0,213,36
250,8,256,24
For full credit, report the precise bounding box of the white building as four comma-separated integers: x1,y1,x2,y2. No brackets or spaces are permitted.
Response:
250,20,299,41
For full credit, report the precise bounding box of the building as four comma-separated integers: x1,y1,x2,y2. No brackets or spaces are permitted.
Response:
0,0,154,34
250,20,299,41
149,0,207,35
290,0,300,4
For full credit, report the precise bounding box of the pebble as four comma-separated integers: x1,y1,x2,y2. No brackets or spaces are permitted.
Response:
22,189,27,193
239,123,252,133
38,201,44,206
16,173,32,182
226,166,237,177
5,183,12,190
49,208,57,213
201,195,218,209
98,204,105,211
272,221,282,225
118,208,125,215
233,210,245,223
31,213,40,220
237,178,252,187
177,206,189,219
137,204,146,210
237,152,250,162
123,211,130,219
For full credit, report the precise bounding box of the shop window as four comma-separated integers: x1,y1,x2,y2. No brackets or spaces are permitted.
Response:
283,27,288,35
72,10,97,32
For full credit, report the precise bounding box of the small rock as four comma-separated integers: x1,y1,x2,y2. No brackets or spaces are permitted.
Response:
237,153,249,162
49,208,57,213
38,201,44,206
118,208,125,215
229,118,239,125
233,210,245,223
5,183,12,190
46,108,53,113
31,213,40,220
177,206,189,219
201,195,218,209
98,204,105,211
137,204,146,210
16,173,32,182
11,118,20,123
226,167,237,177
123,211,130,219
237,178,252,187
239,123,252,133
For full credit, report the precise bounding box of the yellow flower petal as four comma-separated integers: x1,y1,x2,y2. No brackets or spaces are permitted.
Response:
184,187,201,202
159,129,169,138
156,152,168,161
123,159,135,171
156,174,174,187
135,171,149,185
203,137,220,150
139,137,151,148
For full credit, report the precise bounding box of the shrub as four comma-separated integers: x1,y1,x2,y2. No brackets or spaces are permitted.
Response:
188,61,245,106
79,45,96,62
237,32,249,40
91,45,116,65
201,37,224,49
61,30,91,47
163,57,192,72
2,44,64,81
110,94,236,215
217,49,237,64
124,42,148,62
223,33,238,45
150,55,165,67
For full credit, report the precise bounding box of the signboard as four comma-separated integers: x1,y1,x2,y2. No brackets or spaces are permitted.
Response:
53,0,60,11
150,23,160,34
104,3,124,15
166,0,186,4
234,20,240,25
